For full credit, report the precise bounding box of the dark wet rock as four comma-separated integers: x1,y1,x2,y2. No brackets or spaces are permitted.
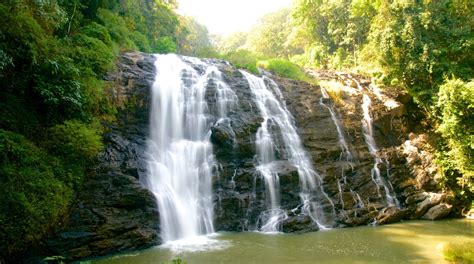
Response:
282,215,319,233
422,203,453,220
45,172,159,260
276,71,452,229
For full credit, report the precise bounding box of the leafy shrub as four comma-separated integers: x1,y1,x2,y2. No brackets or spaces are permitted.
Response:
80,76,117,120
81,22,114,47
70,34,115,76
155,36,177,54
0,49,13,72
435,79,474,193
0,129,72,255
221,49,263,74
48,120,103,163
33,55,84,119
132,31,152,53
329,48,352,70
290,44,330,69
96,8,138,51
0,3,48,65
257,58,307,81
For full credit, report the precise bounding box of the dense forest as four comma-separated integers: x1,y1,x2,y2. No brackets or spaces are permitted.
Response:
0,0,472,261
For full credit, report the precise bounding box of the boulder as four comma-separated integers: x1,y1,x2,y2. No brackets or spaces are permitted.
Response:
422,203,453,220
376,206,411,225
282,215,319,233
414,193,446,218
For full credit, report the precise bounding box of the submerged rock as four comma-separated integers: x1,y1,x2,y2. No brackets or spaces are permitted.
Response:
282,215,319,233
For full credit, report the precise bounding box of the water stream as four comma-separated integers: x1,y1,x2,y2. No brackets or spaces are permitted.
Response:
242,72,335,230
351,76,400,207
319,87,364,211
144,54,235,248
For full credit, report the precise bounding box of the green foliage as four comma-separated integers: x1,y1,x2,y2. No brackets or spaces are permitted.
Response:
216,8,301,59
70,33,115,75
81,22,114,47
245,8,295,58
221,49,264,74
96,8,138,51
171,258,186,264
215,32,248,54
0,49,13,72
257,59,307,81
0,3,48,65
178,17,215,56
48,120,103,163
156,36,178,54
0,130,73,255
33,55,84,118
290,0,377,69
443,241,474,263
369,0,474,104
132,31,152,53
435,79,474,192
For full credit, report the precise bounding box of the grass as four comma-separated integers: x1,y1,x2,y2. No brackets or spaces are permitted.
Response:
257,59,309,81
443,241,474,263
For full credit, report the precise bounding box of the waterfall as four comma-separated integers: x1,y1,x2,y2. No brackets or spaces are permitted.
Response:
145,54,234,245
319,87,365,210
319,88,353,162
351,77,400,207
241,71,335,230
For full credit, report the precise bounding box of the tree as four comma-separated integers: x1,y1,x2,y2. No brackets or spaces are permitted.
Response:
245,8,295,58
369,0,473,104
178,16,214,56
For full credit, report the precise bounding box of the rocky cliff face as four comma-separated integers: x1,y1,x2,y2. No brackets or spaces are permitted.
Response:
40,53,159,261
40,52,453,261
272,71,453,226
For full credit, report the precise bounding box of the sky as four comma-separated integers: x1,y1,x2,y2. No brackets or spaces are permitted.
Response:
177,0,293,36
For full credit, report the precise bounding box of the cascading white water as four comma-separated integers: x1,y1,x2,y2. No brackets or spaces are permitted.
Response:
351,77,400,207
241,71,335,231
319,88,353,162
319,88,365,210
145,54,235,247
214,69,238,120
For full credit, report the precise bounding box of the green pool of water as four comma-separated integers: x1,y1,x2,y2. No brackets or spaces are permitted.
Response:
92,219,473,264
